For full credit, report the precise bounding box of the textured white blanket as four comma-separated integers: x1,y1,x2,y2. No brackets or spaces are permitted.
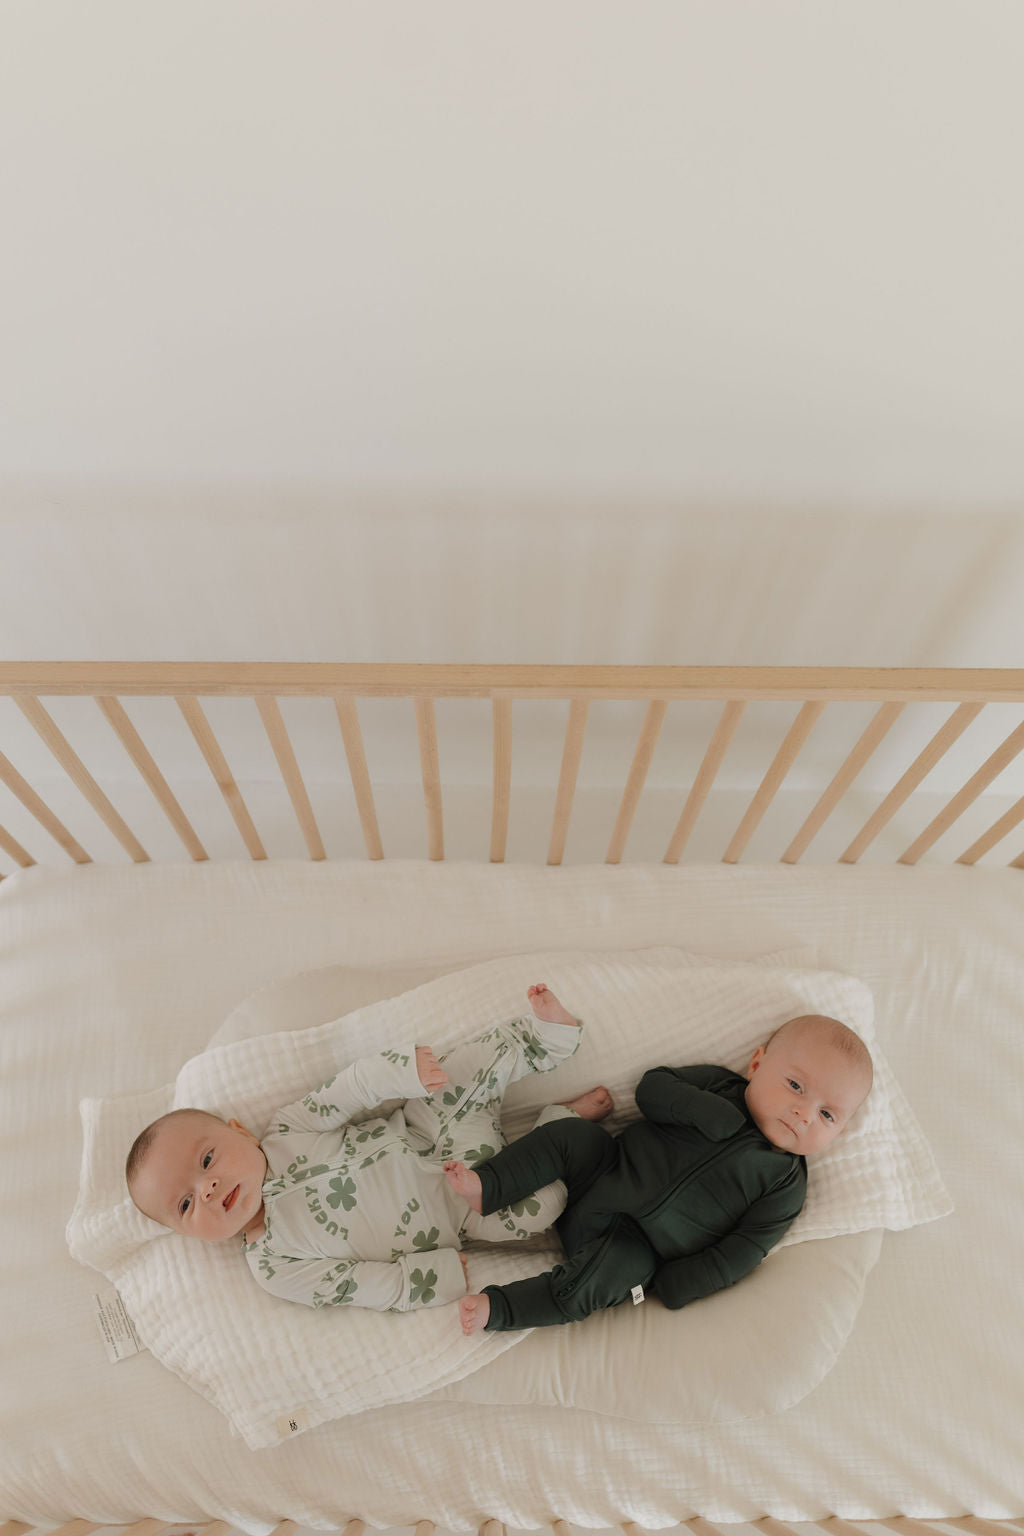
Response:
68,945,949,1450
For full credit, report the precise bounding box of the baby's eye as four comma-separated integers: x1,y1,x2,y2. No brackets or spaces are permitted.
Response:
821,1109,835,1123
202,1151,213,1169
787,1079,802,1092
181,1195,192,1215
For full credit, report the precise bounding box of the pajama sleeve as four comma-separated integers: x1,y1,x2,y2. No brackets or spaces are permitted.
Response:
651,1162,808,1310
271,1047,426,1136
634,1065,747,1140
248,1243,467,1311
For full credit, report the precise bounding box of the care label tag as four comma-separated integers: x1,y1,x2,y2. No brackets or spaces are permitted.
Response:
275,1407,312,1438
93,1285,145,1362
631,1284,645,1305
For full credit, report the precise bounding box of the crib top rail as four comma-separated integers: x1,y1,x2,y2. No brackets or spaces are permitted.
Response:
2,662,1024,700
2,664,1024,872
1,1511,1021,1536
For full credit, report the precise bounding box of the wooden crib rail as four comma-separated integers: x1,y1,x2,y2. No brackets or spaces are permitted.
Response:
2,664,1024,873
3,1513,1022,1536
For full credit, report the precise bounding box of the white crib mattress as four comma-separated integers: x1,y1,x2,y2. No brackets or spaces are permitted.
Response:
1,859,1021,1528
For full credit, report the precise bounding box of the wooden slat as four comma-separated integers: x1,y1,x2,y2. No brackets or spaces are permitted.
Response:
118,1522,174,1536
681,1519,727,1536
6,661,1024,700
0,821,34,867
663,700,745,864
945,1520,1024,1536
478,1522,505,1536
414,696,444,861
342,1521,366,1536
899,716,1024,865
414,1523,436,1536
196,1524,233,1536
957,793,1024,865
879,1520,966,1536
39,1522,102,1536
606,699,667,863
334,696,383,859
782,701,905,863
255,696,325,860
723,699,825,863
0,1524,31,1536
840,701,984,863
176,696,267,860
490,696,512,863
0,746,91,862
95,695,207,860
548,698,588,865
15,695,149,861
813,1519,874,1536
752,1519,804,1536
267,1523,299,1536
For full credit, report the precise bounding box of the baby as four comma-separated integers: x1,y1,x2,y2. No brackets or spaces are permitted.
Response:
125,983,610,1313
446,1012,874,1334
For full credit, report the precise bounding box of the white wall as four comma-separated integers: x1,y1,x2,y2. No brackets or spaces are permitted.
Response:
2,3,1024,869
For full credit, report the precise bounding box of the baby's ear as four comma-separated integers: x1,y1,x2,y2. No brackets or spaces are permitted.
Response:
228,1117,256,1140
744,1044,766,1080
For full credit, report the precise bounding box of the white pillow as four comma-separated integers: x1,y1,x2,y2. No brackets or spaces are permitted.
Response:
67,948,951,1449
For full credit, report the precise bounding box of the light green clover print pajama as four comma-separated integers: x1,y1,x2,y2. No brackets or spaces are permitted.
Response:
244,1012,582,1312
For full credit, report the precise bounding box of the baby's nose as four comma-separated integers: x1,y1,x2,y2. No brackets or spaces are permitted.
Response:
202,1176,219,1201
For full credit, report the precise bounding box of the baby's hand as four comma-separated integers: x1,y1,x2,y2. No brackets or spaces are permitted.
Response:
416,1045,449,1092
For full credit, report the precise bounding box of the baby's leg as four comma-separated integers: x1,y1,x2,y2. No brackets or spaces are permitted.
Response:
450,1112,618,1221
406,987,583,1164
458,1103,571,1242
461,1218,658,1333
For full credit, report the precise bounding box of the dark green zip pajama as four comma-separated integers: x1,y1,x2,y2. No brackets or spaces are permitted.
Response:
476,1064,808,1330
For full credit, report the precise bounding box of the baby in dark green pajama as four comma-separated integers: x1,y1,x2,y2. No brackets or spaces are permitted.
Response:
445,1009,874,1334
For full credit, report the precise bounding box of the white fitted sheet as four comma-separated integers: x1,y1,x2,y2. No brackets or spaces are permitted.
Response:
1,860,1022,1527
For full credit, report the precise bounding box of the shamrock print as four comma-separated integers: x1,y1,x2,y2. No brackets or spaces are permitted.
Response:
326,1175,358,1212
408,1267,438,1305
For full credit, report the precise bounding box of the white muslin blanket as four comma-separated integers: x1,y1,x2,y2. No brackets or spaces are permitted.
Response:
67,946,951,1450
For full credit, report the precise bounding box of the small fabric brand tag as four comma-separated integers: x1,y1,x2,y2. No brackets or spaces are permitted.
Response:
631,1284,645,1305
276,1407,312,1438
93,1285,145,1362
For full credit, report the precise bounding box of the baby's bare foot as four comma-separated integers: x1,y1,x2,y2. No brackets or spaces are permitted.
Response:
558,1085,614,1121
527,982,578,1027
459,1293,491,1335
444,1160,483,1213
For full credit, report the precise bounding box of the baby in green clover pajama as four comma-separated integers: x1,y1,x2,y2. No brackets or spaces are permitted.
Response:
126,983,613,1314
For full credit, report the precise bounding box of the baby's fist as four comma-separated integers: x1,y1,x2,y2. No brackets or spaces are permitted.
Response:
416,1045,449,1092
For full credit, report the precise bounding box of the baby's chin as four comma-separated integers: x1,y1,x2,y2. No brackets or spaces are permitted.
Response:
747,1107,788,1148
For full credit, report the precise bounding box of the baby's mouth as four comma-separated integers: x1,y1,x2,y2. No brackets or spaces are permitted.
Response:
223,1185,240,1213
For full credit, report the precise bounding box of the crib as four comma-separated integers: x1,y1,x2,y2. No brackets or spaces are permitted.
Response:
3,662,1024,872
2,663,1023,1536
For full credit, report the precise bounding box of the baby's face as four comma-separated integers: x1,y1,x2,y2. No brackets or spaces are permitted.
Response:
132,1111,267,1242
744,1032,869,1155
